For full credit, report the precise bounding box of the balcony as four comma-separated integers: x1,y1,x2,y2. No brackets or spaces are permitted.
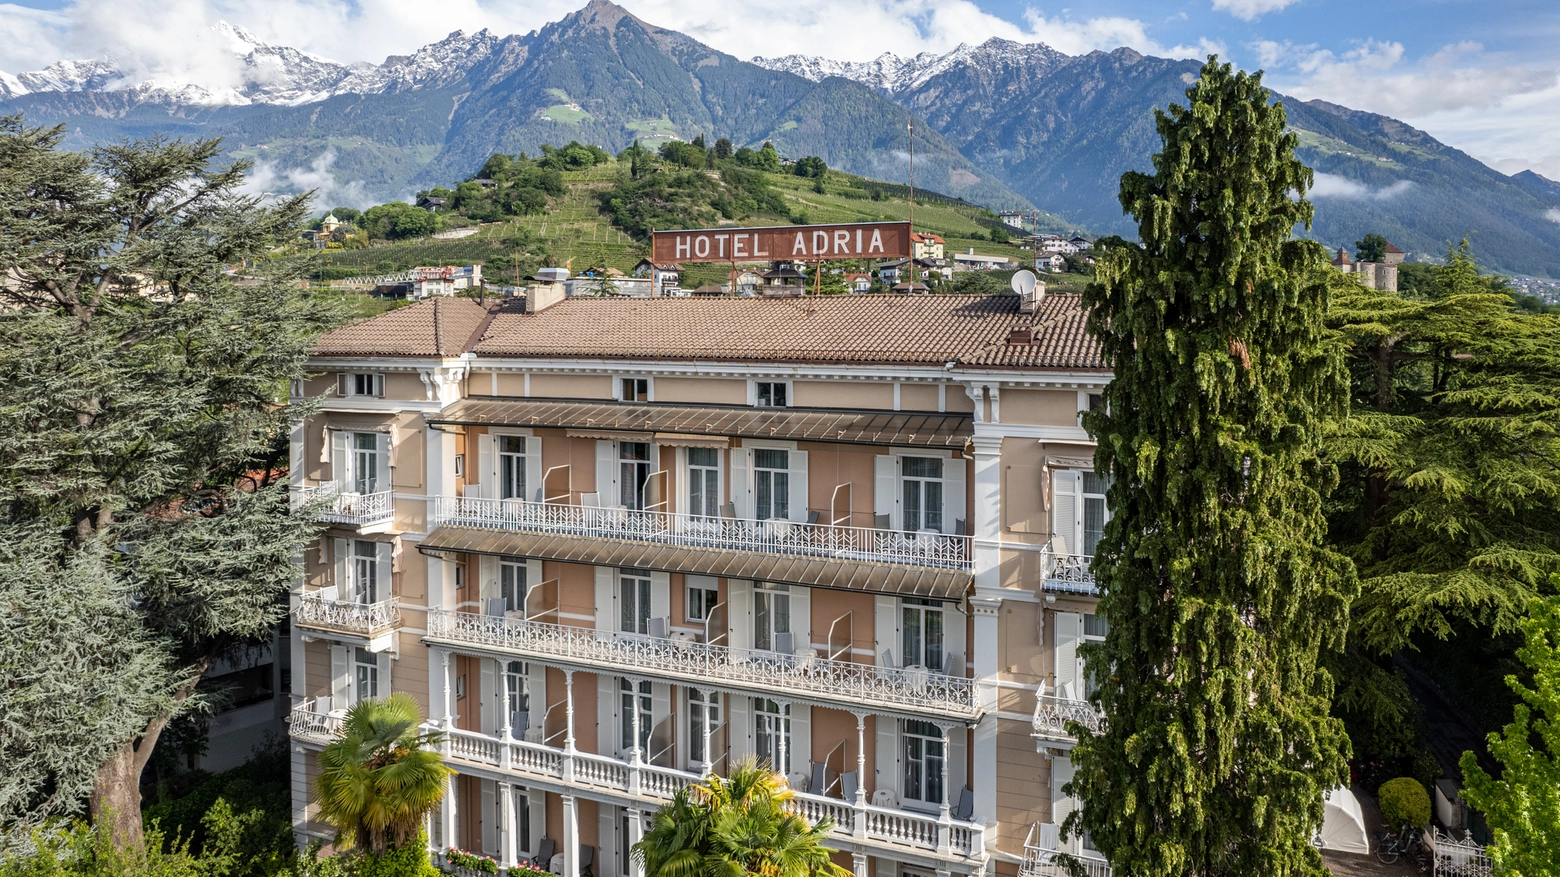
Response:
287,701,986,864
294,485,394,532
425,609,979,722
288,697,344,746
295,592,402,650
1032,694,1105,751
1022,824,1111,877
1041,549,1097,596
431,496,971,571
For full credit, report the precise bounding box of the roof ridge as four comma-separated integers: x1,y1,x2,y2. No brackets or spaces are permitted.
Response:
462,299,508,354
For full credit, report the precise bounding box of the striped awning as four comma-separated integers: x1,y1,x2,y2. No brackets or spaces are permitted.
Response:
429,398,973,450
418,526,972,600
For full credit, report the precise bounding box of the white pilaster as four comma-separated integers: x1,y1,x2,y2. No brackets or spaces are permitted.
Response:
562,794,580,877
498,782,517,867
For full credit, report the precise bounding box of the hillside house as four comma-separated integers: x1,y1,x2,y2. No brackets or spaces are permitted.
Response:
912,232,946,260
633,259,683,294
998,211,1026,229
1035,254,1066,274
1332,247,1399,292
845,272,873,292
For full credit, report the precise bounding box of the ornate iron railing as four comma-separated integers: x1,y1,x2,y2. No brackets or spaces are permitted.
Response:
1022,823,1111,877
425,609,978,720
296,594,401,635
1040,549,1098,595
1032,694,1105,741
431,496,971,570
294,485,394,526
1431,828,1491,877
288,698,344,745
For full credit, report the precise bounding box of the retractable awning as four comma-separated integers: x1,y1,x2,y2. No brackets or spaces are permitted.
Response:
428,398,973,450
419,525,972,600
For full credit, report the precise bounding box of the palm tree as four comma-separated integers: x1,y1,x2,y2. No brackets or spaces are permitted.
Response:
635,759,852,877
316,693,451,854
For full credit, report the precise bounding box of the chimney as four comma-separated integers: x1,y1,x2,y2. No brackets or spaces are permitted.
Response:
526,281,567,313
1019,281,1047,314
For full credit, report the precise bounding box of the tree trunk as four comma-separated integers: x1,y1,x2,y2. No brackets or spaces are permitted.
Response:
89,744,145,850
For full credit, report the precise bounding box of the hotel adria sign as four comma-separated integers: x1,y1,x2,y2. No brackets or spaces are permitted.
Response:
652,221,912,263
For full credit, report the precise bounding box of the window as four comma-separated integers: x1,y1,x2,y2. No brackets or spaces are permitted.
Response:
753,449,789,521
686,581,719,622
754,583,791,653
753,698,791,773
500,560,526,614
1082,472,1110,557
687,447,721,518
1083,613,1109,699
687,689,721,767
901,456,943,533
343,373,384,397
902,720,945,806
620,572,651,636
619,678,652,754
499,436,527,501
504,660,530,733
1087,392,1104,412
351,432,384,495
350,540,381,604
515,789,532,856
353,647,379,702
620,442,651,511
455,564,466,591
901,598,945,671
755,382,788,408
621,378,649,403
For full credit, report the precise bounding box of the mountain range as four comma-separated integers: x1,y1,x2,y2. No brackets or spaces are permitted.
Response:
7,0,1560,277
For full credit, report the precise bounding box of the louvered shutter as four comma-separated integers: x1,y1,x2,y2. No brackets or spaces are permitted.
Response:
1051,756,1077,853
476,433,494,500
330,646,350,712
526,437,543,502
481,780,498,854
789,586,811,652
650,571,671,633
944,454,966,535
874,595,898,668
787,450,808,523
1054,612,1083,701
595,440,617,508
1050,470,1081,556
873,455,898,530
727,580,753,652
594,567,616,634
787,703,810,776
481,556,499,604
375,542,393,603
949,725,968,806
480,659,497,736
727,695,750,763
730,448,752,518
333,538,349,590
597,676,616,755
875,715,898,796
332,431,351,491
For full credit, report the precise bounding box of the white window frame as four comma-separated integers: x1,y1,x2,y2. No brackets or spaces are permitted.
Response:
686,578,719,623
350,539,382,604
752,448,791,522
353,646,380,702
899,455,945,534
753,697,791,774
900,597,946,671
1082,471,1111,558
686,689,721,770
901,719,945,810
751,380,791,408
341,373,385,398
619,441,652,511
754,582,791,653
620,571,652,635
503,659,530,733
685,446,722,518
349,431,387,495
618,376,652,403
497,434,528,501
1082,613,1108,699
619,677,653,756
500,560,527,614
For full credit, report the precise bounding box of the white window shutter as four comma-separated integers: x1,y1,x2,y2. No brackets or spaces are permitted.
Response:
480,659,497,736
375,542,393,602
332,430,351,490
873,455,898,530
727,579,753,651
1054,612,1083,700
337,373,348,397
1051,470,1081,556
525,559,543,612
595,440,618,508
597,677,616,755
1051,755,1077,853
945,600,967,676
378,651,392,696
526,437,543,502
529,664,548,733
727,695,750,763
594,566,616,634
526,790,546,859
481,780,498,854
480,555,499,603
790,586,811,651
949,726,969,803
874,715,898,796
730,448,752,518
788,449,809,523
944,454,966,535
789,703,811,773
650,571,671,630
873,595,898,667
476,433,495,500
333,538,349,589
650,683,673,762
330,645,350,712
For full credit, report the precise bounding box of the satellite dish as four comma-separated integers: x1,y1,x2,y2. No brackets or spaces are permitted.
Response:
1010,269,1038,297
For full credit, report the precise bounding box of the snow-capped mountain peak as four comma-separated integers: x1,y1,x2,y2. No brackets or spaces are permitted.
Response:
752,38,1070,94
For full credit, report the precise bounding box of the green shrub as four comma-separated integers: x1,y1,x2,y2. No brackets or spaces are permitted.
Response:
1378,777,1431,829
358,832,438,877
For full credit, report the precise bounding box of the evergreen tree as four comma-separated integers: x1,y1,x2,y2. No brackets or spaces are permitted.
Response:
1353,233,1389,263
1068,59,1356,876
0,117,337,847
1460,589,1560,877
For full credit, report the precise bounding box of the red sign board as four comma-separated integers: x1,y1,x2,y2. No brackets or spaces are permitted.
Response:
652,221,911,263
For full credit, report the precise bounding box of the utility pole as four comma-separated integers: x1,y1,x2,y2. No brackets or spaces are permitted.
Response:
908,120,915,233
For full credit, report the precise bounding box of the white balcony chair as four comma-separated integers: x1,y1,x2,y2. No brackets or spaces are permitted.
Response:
320,585,338,602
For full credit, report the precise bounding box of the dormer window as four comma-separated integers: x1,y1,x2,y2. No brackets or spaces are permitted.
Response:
340,373,384,398
755,381,789,408
620,377,649,403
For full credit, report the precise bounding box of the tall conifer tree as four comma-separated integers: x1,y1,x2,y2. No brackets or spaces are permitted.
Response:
1067,59,1357,876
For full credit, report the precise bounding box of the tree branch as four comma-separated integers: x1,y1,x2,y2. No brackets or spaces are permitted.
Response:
131,657,208,777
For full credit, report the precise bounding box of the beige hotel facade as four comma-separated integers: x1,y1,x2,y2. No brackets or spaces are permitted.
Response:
286,290,1113,877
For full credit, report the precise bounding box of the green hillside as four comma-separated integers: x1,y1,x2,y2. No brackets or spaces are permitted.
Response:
307,159,1070,283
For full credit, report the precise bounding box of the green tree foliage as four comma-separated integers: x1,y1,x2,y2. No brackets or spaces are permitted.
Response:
713,138,733,160
315,695,450,855
794,156,827,178
1068,59,1356,877
1354,233,1389,263
658,140,709,170
537,141,610,171
633,759,851,877
1461,591,1560,877
430,155,563,223
603,167,787,236
361,202,441,240
1376,778,1431,830
734,141,782,173
1,798,275,877
141,741,295,877
0,116,336,847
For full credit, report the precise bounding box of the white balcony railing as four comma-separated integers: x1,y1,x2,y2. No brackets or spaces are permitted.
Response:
294,485,394,527
425,609,979,721
431,496,971,570
287,701,985,863
1041,548,1097,595
1032,694,1105,742
296,593,402,635
1022,824,1112,877
289,697,344,745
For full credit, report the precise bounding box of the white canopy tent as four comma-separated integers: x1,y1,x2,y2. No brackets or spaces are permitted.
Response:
1319,786,1371,855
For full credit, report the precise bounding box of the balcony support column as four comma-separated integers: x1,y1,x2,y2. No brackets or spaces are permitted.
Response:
700,689,715,778
936,722,953,856
851,853,868,877
628,676,644,796
497,781,517,868
562,669,577,782
498,660,513,770
440,649,453,730
626,809,645,877
562,794,580,877
853,712,869,809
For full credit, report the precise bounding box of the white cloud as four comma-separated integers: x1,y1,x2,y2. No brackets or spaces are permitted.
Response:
1211,0,1302,22
0,3,70,72
1547,208,1560,223
241,150,373,209
1309,172,1413,200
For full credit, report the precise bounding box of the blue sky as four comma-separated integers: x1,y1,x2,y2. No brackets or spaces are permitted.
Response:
3,0,1558,176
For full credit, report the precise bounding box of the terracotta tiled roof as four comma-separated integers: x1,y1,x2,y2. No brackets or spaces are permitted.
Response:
313,297,493,358
474,293,1103,370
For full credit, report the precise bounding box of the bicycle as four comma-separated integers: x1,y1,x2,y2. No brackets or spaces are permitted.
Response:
1377,824,1421,865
